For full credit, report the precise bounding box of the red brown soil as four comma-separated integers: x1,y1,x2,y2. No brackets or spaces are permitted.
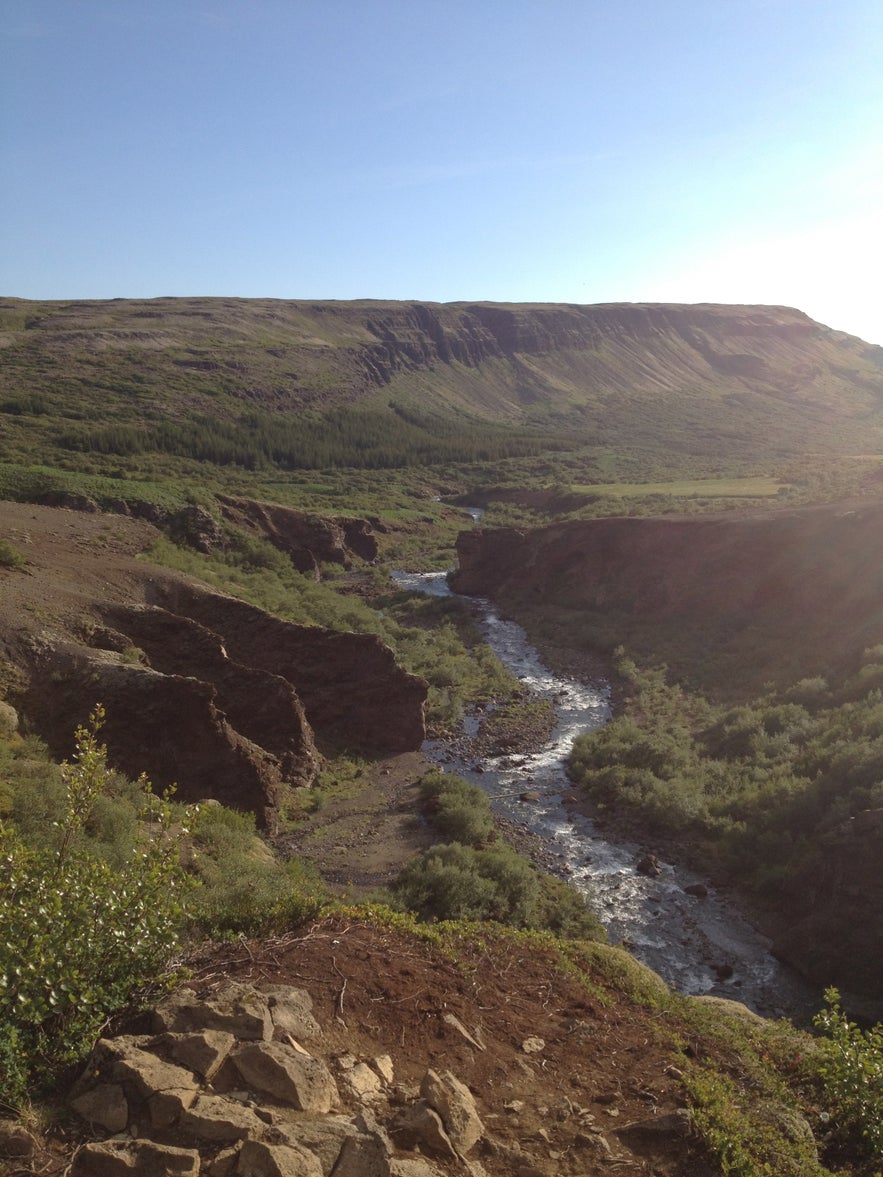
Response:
183,914,715,1177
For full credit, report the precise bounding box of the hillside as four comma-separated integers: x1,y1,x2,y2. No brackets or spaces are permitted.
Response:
2,298,883,480
3,298,883,1173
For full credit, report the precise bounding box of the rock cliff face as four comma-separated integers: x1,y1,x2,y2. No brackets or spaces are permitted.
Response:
1,504,426,829
453,498,883,695
216,496,379,574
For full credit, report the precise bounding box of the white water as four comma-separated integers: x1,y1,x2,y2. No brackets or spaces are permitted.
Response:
393,568,820,1020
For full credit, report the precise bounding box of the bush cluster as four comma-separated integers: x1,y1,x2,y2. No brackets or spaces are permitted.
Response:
567,651,883,900
0,707,329,1110
0,709,190,1107
393,769,605,940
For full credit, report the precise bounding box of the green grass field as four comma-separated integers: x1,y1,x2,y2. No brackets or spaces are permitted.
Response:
573,476,789,499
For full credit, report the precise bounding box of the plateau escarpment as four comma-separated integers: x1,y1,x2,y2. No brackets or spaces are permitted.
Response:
4,297,883,467
0,503,426,829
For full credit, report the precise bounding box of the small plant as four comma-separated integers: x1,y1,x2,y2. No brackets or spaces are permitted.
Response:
812,988,883,1164
0,539,26,570
0,707,192,1108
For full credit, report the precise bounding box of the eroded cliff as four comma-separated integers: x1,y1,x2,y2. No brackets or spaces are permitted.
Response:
0,503,426,829
453,498,883,695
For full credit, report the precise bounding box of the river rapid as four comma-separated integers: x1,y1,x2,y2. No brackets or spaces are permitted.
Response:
392,568,821,1021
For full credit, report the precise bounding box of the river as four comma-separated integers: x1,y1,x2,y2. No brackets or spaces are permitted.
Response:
392,567,821,1021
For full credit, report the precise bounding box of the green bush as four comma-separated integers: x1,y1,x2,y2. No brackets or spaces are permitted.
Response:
0,708,191,1109
0,539,25,570
393,842,535,924
417,770,495,846
812,988,883,1163
187,803,325,938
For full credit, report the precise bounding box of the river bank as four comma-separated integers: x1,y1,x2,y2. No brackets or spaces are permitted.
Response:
396,570,823,1021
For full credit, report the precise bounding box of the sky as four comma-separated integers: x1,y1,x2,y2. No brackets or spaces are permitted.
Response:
3,1,882,343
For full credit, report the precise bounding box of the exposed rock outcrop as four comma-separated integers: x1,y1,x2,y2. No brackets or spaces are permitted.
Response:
0,503,426,829
452,498,883,695
7,298,883,461
66,981,478,1177
146,580,427,755
216,497,379,575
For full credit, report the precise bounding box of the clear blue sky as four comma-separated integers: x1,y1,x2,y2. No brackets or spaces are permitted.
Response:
4,1,882,342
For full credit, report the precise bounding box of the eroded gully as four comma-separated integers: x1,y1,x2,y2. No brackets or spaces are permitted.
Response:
392,566,820,1021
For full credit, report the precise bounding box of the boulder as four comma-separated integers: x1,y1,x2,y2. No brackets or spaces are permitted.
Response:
237,1139,323,1177
69,1084,129,1133
158,1029,237,1081
390,1101,456,1160
264,985,322,1041
233,1042,339,1113
419,1070,483,1154
70,1140,200,1176
179,1093,266,1142
154,984,273,1042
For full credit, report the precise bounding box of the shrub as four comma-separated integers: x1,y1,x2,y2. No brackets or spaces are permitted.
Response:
418,770,495,846
812,988,883,1163
187,803,325,938
0,708,191,1108
0,539,25,570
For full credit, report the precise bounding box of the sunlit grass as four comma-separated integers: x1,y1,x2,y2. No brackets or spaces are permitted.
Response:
573,476,789,498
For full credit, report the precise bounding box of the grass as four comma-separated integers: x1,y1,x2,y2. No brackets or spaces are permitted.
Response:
572,475,790,498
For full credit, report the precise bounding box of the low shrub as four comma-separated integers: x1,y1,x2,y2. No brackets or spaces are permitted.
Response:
0,708,191,1108
811,988,883,1166
0,539,25,570
187,803,325,938
418,769,495,846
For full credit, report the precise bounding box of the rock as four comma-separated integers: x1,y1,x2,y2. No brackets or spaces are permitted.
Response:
636,853,662,877
521,1037,545,1054
712,962,735,981
329,1111,394,1177
574,1131,615,1158
0,1117,35,1159
369,1055,395,1084
519,791,541,802
441,1014,486,1052
615,1108,693,1143
70,1084,130,1133
420,1069,483,1154
180,1093,267,1141
389,1161,444,1177
207,1145,241,1176
264,986,322,1041
684,883,708,898
70,1140,201,1175
390,1101,457,1160
237,1139,323,1177
272,1114,357,1175
92,1036,201,1102
337,1060,384,1102
150,1086,202,1130
158,1029,237,1081
233,1042,339,1113
154,984,273,1042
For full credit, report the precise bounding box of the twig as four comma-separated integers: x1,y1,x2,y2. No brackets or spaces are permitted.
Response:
331,955,348,1028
